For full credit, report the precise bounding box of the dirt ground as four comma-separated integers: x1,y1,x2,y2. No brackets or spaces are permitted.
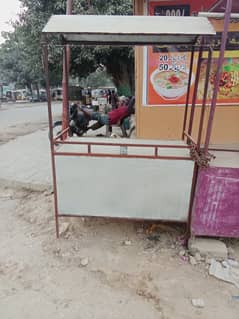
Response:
0,103,239,318
0,184,239,319
0,122,48,145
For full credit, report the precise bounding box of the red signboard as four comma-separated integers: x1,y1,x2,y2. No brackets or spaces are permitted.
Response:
148,0,218,16
145,1,239,106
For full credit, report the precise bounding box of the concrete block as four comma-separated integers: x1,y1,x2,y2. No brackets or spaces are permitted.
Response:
188,237,227,260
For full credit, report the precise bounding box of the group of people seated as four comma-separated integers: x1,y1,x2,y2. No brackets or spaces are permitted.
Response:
69,96,135,137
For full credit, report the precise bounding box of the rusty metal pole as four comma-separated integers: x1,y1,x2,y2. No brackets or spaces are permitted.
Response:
197,47,213,149
62,0,73,139
182,46,195,140
187,42,203,138
204,0,232,153
43,42,60,238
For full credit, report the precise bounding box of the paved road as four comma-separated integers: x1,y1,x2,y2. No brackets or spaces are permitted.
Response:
0,101,62,129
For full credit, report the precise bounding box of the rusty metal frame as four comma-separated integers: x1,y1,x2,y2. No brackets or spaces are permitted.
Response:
186,0,234,238
204,0,233,154
42,40,197,237
41,13,224,238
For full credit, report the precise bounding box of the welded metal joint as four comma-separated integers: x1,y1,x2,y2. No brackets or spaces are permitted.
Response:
189,144,216,168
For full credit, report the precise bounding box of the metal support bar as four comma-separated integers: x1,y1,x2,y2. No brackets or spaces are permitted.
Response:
184,131,197,146
155,147,158,157
182,46,195,140
54,151,192,161
187,41,204,138
54,140,190,149
209,147,239,152
197,47,213,149
62,45,69,140
53,127,69,142
61,0,73,140
186,163,199,239
199,12,239,19
43,44,60,238
204,0,233,153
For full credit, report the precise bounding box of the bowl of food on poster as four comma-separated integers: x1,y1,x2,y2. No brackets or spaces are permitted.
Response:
150,67,194,100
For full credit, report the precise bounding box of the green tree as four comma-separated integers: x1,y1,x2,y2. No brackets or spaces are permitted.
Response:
0,0,134,94
0,27,35,91
71,0,134,94
0,0,65,91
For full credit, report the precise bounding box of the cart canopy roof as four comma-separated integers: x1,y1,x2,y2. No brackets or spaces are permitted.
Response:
42,15,216,45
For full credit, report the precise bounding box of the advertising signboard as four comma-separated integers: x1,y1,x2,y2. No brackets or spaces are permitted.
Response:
145,1,239,106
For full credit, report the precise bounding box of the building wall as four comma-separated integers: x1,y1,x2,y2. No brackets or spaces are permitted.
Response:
134,0,239,145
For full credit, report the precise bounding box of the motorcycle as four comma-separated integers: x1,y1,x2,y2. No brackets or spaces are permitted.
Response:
51,103,90,140
51,97,135,139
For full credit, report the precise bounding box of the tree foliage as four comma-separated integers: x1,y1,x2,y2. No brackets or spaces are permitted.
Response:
0,0,134,93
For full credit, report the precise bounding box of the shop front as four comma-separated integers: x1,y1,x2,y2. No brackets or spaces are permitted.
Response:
134,0,239,146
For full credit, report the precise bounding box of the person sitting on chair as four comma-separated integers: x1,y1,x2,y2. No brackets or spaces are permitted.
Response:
84,96,135,135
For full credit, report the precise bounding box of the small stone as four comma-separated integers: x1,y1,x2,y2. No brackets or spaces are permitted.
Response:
179,250,186,257
188,238,227,260
195,252,202,262
227,259,239,268
189,256,197,266
206,257,213,265
29,217,37,224
192,298,205,308
80,257,89,267
59,222,70,236
228,247,235,259
205,264,210,270
123,240,132,246
180,256,189,263
53,247,61,256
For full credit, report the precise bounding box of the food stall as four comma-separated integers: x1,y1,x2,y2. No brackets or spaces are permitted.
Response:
42,5,238,239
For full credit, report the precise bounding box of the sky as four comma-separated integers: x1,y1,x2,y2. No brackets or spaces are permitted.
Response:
0,0,21,44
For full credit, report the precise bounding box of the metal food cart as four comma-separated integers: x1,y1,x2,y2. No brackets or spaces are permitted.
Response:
42,7,239,239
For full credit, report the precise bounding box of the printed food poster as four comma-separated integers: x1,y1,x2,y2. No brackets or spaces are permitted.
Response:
198,57,239,104
147,49,239,105
145,0,239,106
147,47,196,105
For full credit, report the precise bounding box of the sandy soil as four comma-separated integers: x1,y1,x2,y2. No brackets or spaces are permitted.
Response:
0,122,48,145
0,105,238,318
0,185,239,319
